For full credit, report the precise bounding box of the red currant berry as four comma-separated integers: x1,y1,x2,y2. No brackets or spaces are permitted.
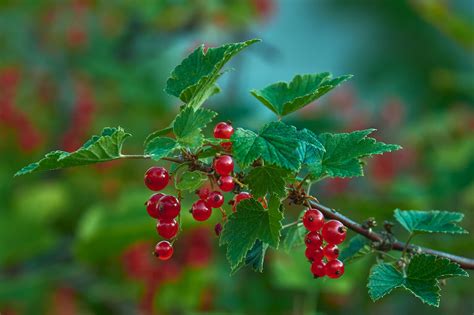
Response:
214,223,223,236
197,187,210,200
218,175,234,192
205,191,224,208
302,209,325,232
221,141,232,151
213,155,234,176
191,200,212,221
213,122,234,139
325,259,344,279
157,195,181,220
154,241,173,260
233,192,252,211
156,219,179,239
305,246,324,262
323,244,339,260
145,193,164,219
304,231,323,249
144,166,169,191
310,260,326,278
321,220,347,245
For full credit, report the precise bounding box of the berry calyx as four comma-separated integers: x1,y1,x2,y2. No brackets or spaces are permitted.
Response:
218,175,234,192
321,220,347,245
233,192,252,211
305,247,324,262
213,155,234,176
205,191,224,208
197,187,210,200
310,260,326,278
145,193,164,219
213,122,234,139
304,231,323,249
156,219,179,239
154,241,173,260
325,259,344,279
144,166,169,191
191,200,212,221
157,195,181,220
323,244,339,260
302,208,325,232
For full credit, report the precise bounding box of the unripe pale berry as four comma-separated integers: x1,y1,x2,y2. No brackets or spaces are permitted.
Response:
321,220,347,245
157,195,181,220
154,241,173,260
302,209,325,232
218,175,234,192
325,259,344,279
144,166,169,191
156,219,179,239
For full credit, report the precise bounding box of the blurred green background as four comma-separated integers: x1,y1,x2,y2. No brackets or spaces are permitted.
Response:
1,0,473,314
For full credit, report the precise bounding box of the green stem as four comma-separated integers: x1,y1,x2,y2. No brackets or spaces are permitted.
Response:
402,233,416,259
282,221,302,230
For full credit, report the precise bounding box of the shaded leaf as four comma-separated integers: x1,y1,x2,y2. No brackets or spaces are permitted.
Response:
394,209,468,235
173,106,217,147
296,128,325,164
339,235,372,263
245,165,289,198
144,137,177,161
175,171,208,191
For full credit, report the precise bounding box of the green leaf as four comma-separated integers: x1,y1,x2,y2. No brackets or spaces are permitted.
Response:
175,171,208,191
309,129,402,178
232,240,269,274
282,224,306,252
220,195,283,271
144,126,173,146
245,165,289,198
296,128,325,164
231,121,302,171
144,137,177,160
339,235,372,263
165,39,260,108
15,127,131,176
394,209,468,235
368,254,468,307
250,73,352,118
173,106,217,147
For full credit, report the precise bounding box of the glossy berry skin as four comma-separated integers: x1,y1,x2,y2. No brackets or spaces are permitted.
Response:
213,122,234,139
197,187,210,200
304,231,323,249
310,260,326,278
218,175,234,192
145,193,165,218
303,209,325,232
325,259,344,279
191,200,212,221
213,155,234,176
233,192,252,211
154,241,173,260
323,244,339,260
144,166,169,191
305,246,324,262
157,195,181,220
205,191,224,208
156,219,179,239
321,220,347,245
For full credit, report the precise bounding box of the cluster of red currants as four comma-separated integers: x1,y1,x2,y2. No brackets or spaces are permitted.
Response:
144,166,178,261
303,208,346,279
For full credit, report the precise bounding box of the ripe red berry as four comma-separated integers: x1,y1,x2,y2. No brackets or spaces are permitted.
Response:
214,223,223,236
197,187,210,200
221,141,232,151
325,259,344,279
154,241,173,260
305,247,324,262
321,220,347,245
156,219,179,239
144,166,169,191
145,193,164,219
218,175,234,192
310,260,326,278
213,155,234,176
302,209,325,232
213,122,234,139
233,192,252,211
191,200,212,221
205,191,224,208
157,195,181,220
304,231,323,249
323,244,339,260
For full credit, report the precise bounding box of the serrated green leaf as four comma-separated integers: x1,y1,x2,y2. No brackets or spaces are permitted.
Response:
339,235,372,263
232,240,269,274
15,127,130,176
144,126,173,146
165,39,260,108
296,128,325,164
368,254,468,307
172,106,217,147
220,195,283,270
250,73,352,118
144,137,177,161
282,224,306,252
245,165,289,198
175,171,207,191
309,129,402,178
394,209,468,235
231,121,302,171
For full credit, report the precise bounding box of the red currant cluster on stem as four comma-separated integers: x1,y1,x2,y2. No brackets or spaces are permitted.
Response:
303,208,346,279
